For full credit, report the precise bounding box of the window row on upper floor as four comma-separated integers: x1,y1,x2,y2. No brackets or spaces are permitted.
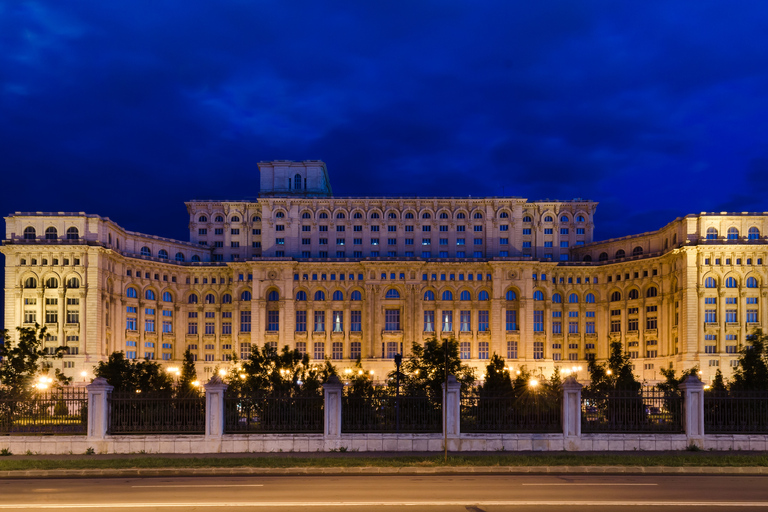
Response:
23,226,79,240
522,214,587,223
703,276,760,288
125,286,253,304
196,214,260,224
137,247,202,262
291,210,492,221
706,227,762,240
22,275,80,289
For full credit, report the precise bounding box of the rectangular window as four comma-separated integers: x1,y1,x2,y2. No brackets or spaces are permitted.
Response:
726,309,737,323
611,320,621,333
552,321,562,334
499,238,508,245
424,310,435,332
350,341,361,359
45,310,58,324
747,309,758,323
628,318,639,331
386,341,399,359
163,320,173,333
66,310,79,324
533,341,544,360
332,311,343,332
385,309,400,330
126,317,137,331
422,238,431,245
240,311,251,332
296,310,307,332
350,310,362,332
144,319,155,333
332,342,343,360
221,321,231,335
506,310,517,331
442,310,453,331
478,310,489,332
507,341,518,359
314,311,326,332
533,310,544,332
569,321,578,334
523,228,532,235
646,316,657,330
456,238,465,245
586,321,595,334
204,322,214,335
460,341,471,359
460,310,471,332
267,310,279,331
705,309,717,323
313,342,325,360
522,241,531,248
560,228,569,235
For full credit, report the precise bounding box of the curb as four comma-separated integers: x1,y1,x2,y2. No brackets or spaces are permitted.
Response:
2,465,768,479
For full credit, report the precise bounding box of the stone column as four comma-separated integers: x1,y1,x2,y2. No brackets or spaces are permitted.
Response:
86,377,113,440
561,376,583,450
442,374,461,437
323,375,343,439
679,374,705,446
204,375,228,439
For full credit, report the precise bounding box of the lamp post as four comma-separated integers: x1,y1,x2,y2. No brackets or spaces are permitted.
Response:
394,353,402,433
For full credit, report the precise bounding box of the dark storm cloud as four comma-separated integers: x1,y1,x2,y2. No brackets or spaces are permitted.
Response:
2,0,768,243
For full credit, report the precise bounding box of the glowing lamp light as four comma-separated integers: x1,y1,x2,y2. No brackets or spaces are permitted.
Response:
80,371,88,377
529,379,539,388
606,370,612,376
704,385,711,390
358,370,363,375
218,369,227,377
344,368,352,375
167,367,179,373
369,370,374,375
191,380,200,387
516,370,521,375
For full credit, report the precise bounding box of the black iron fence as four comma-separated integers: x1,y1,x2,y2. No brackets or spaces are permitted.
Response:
224,395,324,433
704,391,768,434
582,388,683,433
342,396,442,433
107,392,205,435
461,395,562,433
0,388,88,435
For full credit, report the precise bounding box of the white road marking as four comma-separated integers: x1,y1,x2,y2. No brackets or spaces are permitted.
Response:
132,484,264,488
0,501,767,508
522,483,658,486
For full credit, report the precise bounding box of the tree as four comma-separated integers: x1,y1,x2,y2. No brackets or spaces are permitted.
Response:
93,352,174,393
178,348,198,396
731,330,768,392
657,364,700,395
710,368,727,393
0,326,70,399
343,357,379,399
587,341,641,394
477,354,513,398
394,337,475,405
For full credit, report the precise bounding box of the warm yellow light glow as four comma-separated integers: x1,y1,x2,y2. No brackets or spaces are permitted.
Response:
606,370,612,375
562,369,571,375
369,370,374,375
80,371,88,377
344,368,352,374
239,374,246,380
516,370,521,375
358,370,363,375
167,367,179,373
704,385,711,390
529,379,539,388
135,389,142,394
218,369,227,377
698,370,703,375
192,381,200,387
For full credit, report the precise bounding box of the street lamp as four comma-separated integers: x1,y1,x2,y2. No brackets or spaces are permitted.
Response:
394,353,403,434
80,371,88,383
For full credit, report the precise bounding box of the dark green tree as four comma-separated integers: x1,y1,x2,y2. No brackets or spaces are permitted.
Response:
344,357,380,399
0,326,70,399
93,352,173,393
477,354,514,398
657,364,700,395
731,330,768,392
710,368,728,393
178,348,198,396
587,341,641,394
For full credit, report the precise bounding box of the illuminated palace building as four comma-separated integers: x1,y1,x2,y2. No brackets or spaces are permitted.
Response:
3,161,768,383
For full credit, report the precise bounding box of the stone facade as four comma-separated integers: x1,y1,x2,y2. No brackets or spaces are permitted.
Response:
2,161,767,383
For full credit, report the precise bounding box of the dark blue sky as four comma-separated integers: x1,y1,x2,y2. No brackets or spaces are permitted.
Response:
2,1,768,243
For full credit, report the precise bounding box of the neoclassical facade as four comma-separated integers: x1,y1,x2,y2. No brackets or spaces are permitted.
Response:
2,161,767,384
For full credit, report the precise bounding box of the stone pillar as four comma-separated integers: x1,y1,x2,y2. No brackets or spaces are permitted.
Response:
442,374,461,437
562,376,583,450
204,375,228,438
323,375,343,439
86,377,113,440
679,374,705,445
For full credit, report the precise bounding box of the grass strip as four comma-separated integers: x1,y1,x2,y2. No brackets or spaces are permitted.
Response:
2,453,768,471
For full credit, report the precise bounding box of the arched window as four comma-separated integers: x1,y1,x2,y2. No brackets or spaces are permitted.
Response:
646,286,658,298
188,294,198,304
319,212,328,219
24,227,36,240
633,246,643,256
599,252,608,261
336,212,345,219
175,252,185,262
275,212,285,219
628,289,639,300
585,293,595,303
404,212,414,219
45,227,57,240
66,227,79,240
460,290,471,301
456,212,466,219
746,277,758,288
158,250,168,260
333,290,344,301
560,215,569,223
66,277,79,289
664,239,669,249
145,290,156,300
422,212,431,219
727,227,739,240
191,255,201,262
198,215,208,222
583,255,592,262
725,277,737,288
252,216,261,222
353,212,363,219
568,293,578,303
533,290,544,301
162,291,173,302
24,277,37,288
294,173,302,190
478,290,489,301
749,227,760,240
351,290,362,301
505,290,517,301
442,290,453,300
229,216,240,223
302,212,311,219
704,277,716,288
385,289,400,299
296,291,307,301
611,291,622,301
544,216,553,222
706,227,718,240
45,277,58,288
439,212,449,219
424,290,435,301
240,291,252,301
126,287,137,298
388,212,397,219
473,212,483,219
215,215,224,222
222,293,232,304
370,212,380,219
615,249,625,259
552,293,562,303
576,215,585,222
267,290,279,301
499,212,509,219
523,216,532,222
140,247,151,257
314,291,325,301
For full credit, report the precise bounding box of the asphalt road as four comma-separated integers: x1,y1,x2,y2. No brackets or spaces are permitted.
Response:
1,474,768,511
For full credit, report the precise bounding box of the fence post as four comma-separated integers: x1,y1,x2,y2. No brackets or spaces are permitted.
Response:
442,374,461,437
204,375,228,439
86,377,113,440
323,375,343,440
562,376,583,450
679,374,705,445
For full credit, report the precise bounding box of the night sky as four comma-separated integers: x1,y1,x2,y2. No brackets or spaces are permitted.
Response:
2,2,768,244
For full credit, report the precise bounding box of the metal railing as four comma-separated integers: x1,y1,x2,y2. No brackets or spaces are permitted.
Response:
704,391,768,434
342,396,442,433
0,389,88,435
224,395,324,433
581,388,683,433
461,395,562,433
107,392,205,435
